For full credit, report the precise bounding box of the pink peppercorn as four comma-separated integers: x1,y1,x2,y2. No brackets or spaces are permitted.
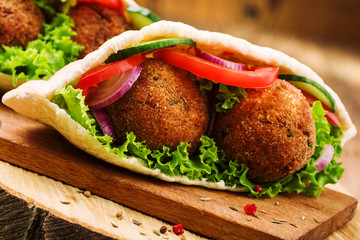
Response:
244,203,257,215
173,224,184,235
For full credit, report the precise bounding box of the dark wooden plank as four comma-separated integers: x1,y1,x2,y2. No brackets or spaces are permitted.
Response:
0,103,357,240
0,187,115,240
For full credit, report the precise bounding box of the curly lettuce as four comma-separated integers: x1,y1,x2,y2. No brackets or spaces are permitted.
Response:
51,86,344,198
0,1,82,86
197,78,247,112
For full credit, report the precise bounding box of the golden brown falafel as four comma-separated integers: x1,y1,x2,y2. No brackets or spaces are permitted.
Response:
105,59,209,155
212,79,315,182
69,3,133,59
0,0,44,49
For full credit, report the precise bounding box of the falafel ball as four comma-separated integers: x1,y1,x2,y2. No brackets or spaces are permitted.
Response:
105,59,209,155
212,79,316,182
69,3,133,59
0,0,44,49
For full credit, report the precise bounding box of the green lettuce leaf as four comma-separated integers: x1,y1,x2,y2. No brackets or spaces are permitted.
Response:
196,79,246,112
51,86,344,198
51,86,113,146
33,0,76,16
215,84,247,112
0,12,83,86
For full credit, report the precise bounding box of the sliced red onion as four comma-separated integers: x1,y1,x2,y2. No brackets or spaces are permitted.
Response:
195,48,247,70
87,65,142,110
314,145,334,172
91,108,117,141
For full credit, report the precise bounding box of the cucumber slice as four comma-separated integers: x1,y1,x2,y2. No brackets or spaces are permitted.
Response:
105,38,196,63
279,74,335,112
126,5,161,29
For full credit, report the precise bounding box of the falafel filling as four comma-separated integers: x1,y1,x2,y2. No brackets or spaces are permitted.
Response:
52,56,344,198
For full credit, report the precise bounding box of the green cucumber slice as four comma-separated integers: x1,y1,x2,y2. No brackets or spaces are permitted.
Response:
279,74,335,112
126,5,161,29
105,38,196,63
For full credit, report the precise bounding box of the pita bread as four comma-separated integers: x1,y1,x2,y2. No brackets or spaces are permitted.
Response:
0,0,140,92
2,20,356,191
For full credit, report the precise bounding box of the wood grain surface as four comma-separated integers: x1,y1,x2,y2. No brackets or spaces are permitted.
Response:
0,161,205,240
0,103,357,240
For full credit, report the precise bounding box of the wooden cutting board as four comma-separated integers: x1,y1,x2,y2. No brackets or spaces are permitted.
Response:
0,102,357,240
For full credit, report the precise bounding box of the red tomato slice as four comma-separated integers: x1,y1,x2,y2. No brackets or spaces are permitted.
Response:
152,48,279,88
301,90,340,126
76,0,124,14
75,53,146,98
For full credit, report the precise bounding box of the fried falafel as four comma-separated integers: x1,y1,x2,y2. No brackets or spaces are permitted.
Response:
69,3,133,59
105,59,209,155
0,0,44,49
212,79,316,182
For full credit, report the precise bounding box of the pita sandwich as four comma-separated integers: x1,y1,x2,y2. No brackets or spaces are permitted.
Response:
2,20,356,197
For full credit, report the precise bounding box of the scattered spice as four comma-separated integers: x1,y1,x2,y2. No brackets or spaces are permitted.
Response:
253,213,261,219
200,197,211,201
253,185,263,193
278,219,288,222
133,219,142,226
180,234,187,240
246,216,252,221
290,222,298,228
301,216,306,221
159,225,167,234
314,217,320,223
230,206,239,212
60,200,70,205
116,212,123,220
111,222,118,228
272,217,287,224
139,232,146,236
153,229,161,236
83,190,91,198
259,210,269,214
244,204,257,215
275,201,280,206
172,224,184,235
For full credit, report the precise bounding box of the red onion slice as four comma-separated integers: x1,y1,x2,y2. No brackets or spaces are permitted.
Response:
91,108,117,141
87,65,142,110
314,144,334,172
195,48,247,70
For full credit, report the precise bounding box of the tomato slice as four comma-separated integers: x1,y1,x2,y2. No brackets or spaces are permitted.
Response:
76,0,124,14
301,90,340,126
75,53,146,98
152,48,279,88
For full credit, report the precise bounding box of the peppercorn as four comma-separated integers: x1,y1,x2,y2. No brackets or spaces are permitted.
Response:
244,204,257,215
253,185,263,193
159,225,167,234
173,224,184,235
